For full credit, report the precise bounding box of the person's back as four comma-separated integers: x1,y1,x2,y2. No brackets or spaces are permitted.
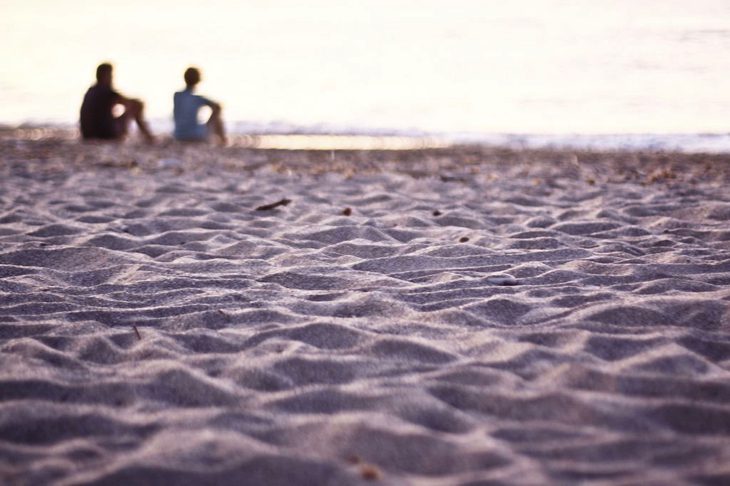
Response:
79,62,154,143
173,88,212,141
173,67,226,144
80,82,120,139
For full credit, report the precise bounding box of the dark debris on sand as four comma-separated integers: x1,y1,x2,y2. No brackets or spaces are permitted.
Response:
256,198,292,211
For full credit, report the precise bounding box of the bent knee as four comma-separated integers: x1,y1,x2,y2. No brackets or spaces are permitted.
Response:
127,99,144,114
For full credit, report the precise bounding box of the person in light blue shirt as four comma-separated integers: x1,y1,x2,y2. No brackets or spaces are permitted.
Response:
173,67,227,144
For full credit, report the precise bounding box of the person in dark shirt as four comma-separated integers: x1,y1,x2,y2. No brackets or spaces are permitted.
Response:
79,63,154,142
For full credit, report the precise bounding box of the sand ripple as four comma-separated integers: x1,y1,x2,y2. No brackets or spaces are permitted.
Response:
1,140,729,484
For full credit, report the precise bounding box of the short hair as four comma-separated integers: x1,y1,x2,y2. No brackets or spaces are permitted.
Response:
184,67,200,87
96,63,113,82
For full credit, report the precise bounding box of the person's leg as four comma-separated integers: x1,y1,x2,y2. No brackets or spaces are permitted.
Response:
117,99,154,142
206,105,227,145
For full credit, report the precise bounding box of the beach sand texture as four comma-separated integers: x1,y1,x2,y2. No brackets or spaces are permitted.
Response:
1,135,730,485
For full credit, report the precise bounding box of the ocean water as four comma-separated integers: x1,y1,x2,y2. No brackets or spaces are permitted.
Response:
2,0,730,150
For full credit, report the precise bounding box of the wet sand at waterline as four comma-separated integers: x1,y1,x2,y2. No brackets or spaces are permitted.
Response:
1,132,729,485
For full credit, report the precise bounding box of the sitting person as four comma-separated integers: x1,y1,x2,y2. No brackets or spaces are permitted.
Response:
79,63,154,142
173,67,227,145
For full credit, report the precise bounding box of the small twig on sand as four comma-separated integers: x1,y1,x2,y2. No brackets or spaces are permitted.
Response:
132,325,141,340
256,198,292,211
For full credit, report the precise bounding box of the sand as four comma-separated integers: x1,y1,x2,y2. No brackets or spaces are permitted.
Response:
1,131,729,485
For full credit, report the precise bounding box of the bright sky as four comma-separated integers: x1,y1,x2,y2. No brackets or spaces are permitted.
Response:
2,0,730,133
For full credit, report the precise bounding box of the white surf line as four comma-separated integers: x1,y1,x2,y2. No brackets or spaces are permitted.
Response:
240,134,450,151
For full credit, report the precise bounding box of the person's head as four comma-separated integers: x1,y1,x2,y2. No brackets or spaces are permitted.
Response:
184,67,201,88
96,63,113,86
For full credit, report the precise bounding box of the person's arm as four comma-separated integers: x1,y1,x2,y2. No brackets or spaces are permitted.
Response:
111,89,154,142
112,92,137,110
109,89,145,112
201,96,221,112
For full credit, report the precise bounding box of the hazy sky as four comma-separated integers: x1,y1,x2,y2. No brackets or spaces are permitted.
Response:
2,0,730,133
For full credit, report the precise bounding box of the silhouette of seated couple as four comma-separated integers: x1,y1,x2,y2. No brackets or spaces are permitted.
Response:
80,63,226,145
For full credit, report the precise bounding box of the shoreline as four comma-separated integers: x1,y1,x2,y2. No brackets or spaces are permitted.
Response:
3,124,730,154
1,130,729,186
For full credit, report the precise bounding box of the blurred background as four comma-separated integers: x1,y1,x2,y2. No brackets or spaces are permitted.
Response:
2,0,730,139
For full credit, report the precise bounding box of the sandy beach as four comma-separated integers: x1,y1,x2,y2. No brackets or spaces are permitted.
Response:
1,130,729,485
